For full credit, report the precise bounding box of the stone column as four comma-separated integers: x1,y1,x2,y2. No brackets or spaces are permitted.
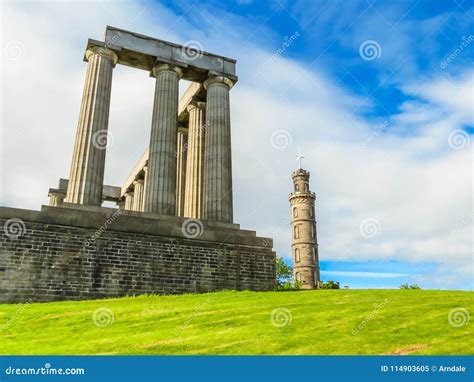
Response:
144,64,182,215
203,76,234,223
176,129,188,216
48,191,65,207
124,191,134,210
116,198,125,209
65,47,118,205
132,179,145,211
141,165,148,211
184,101,206,219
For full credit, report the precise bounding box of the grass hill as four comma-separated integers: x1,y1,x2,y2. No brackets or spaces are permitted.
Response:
0,289,472,355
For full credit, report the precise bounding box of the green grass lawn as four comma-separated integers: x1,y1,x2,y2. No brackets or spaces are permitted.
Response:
0,290,472,355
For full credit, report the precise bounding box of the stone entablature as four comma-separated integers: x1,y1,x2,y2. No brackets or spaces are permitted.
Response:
99,26,237,82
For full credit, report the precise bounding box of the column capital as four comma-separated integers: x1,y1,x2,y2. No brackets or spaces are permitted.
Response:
133,178,144,186
124,190,134,196
186,100,206,113
151,63,183,78
48,190,66,198
203,75,234,90
85,47,119,66
178,126,189,135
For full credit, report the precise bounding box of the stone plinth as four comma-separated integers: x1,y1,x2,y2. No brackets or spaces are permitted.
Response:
0,206,275,303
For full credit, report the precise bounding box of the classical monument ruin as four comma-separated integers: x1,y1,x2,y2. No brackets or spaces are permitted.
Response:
0,26,276,303
289,158,320,289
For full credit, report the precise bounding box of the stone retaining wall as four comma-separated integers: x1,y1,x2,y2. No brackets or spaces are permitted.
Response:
0,207,275,303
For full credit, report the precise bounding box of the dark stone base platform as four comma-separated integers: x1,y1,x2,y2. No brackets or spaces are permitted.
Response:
0,205,275,303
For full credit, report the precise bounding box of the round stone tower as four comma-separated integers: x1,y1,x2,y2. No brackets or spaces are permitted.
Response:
289,167,320,289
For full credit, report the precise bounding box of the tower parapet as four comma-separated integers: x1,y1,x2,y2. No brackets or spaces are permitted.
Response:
289,168,319,289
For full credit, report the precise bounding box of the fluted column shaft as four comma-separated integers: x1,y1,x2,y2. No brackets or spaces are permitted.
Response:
203,76,234,222
141,165,148,211
132,179,145,211
176,130,188,216
124,191,134,210
65,47,118,205
144,64,182,215
184,102,206,219
117,199,125,209
49,192,65,207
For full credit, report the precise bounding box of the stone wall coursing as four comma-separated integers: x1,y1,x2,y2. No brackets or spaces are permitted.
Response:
0,219,275,303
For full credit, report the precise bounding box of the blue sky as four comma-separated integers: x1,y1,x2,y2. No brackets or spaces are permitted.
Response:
162,0,473,118
2,0,473,290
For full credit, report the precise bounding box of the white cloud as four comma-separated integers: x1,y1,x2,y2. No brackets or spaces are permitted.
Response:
1,0,472,289
403,70,474,124
321,271,411,278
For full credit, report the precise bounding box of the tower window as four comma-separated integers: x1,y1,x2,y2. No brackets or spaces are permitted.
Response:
295,184,299,191
294,225,299,239
305,183,309,191
313,247,316,262
295,272,301,282
310,207,314,218
295,248,300,262
293,207,298,218
311,224,316,238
